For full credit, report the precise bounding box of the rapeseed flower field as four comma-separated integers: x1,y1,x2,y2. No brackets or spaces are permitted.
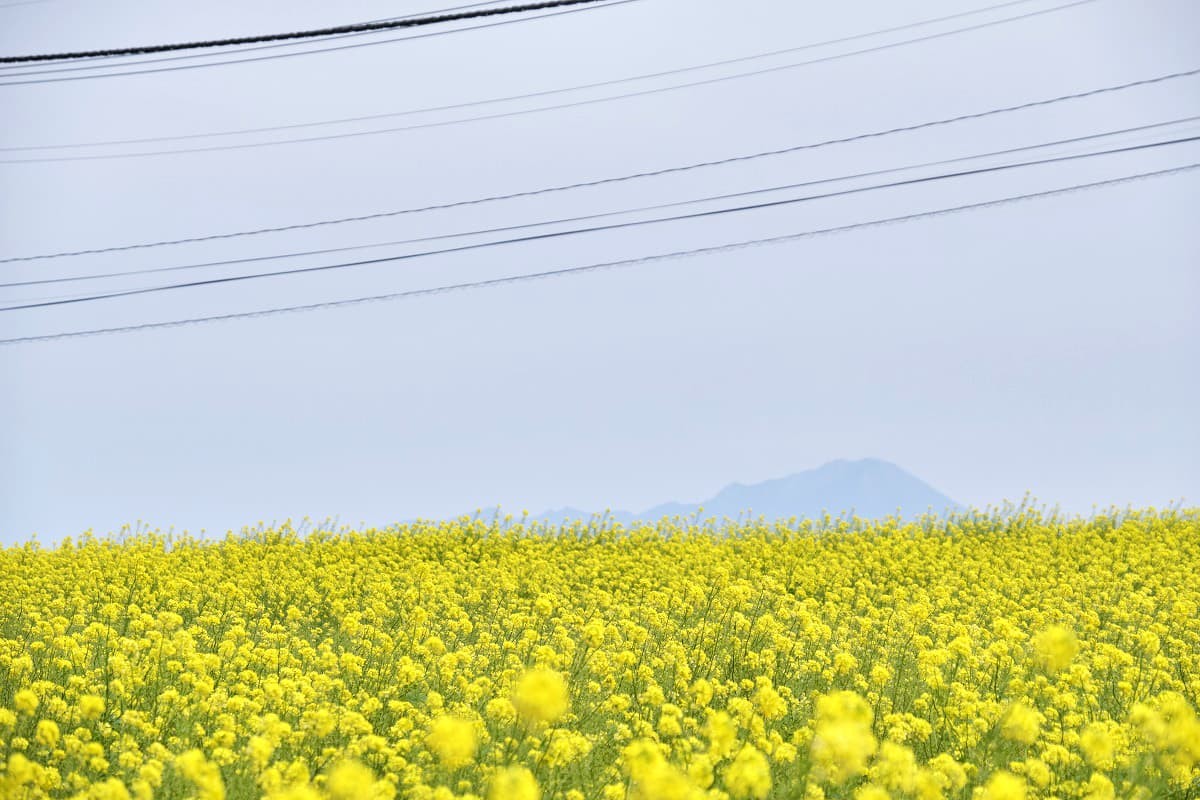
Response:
2,509,1198,800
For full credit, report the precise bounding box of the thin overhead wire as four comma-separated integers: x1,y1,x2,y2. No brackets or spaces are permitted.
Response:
2,163,1194,346
0,0,1093,105
0,0,614,62
4,66,1195,263
5,134,1197,312
0,0,635,82
0,0,1053,84
6,116,1197,292
0,0,583,76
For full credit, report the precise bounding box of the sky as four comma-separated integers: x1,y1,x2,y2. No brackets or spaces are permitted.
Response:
0,0,1197,543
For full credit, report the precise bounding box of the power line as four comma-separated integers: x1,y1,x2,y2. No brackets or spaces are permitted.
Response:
2,163,1193,346
0,1,635,84
0,0,574,76
0,0,1057,95
0,0,1092,124
5,134,1196,312
0,0,614,63
7,116,1196,293
0,0,1055,85
4,66,1195,263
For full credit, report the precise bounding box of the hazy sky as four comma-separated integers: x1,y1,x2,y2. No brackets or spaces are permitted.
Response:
1,0,1197,542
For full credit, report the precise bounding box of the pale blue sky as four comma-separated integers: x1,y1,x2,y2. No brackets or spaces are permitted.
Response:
1,0,1197,542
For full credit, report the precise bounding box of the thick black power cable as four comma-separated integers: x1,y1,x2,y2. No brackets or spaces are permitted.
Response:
8,116,1196,293
0,4,636,87
0,0,612,63
0,0,1048,84
0,1,635,86
0,1,1096,148
4,66,1194,264
0,0,565,76
0,0,1050,87
1,162,1194,346
5,134,1196,312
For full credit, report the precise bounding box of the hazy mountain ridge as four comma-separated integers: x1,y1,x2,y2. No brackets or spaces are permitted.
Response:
469,459,958,524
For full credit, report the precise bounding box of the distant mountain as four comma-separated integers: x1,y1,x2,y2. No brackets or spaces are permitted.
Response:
663,458,958,522
471,459,958,525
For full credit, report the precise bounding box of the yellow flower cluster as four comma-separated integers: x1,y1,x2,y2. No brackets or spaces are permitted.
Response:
1,508,1198,799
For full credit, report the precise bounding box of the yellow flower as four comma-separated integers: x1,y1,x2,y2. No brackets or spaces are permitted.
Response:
325,760,376,800
6,753,34,784
0,509,1197,800
1000,703,1041,745
1079,722,1117,769
601,785,625,800
870,742,918,794
810,691,878,785
622,739,666,781
1082,773,1115,800
1021,758,1051,789
139,761,164,788
705,711,738,760
246,735,275,770
583,620,606,647
869,664,893,687
426,715,478,769
14,689,38,715
913,768,948,800
88,778,133,800
978,771,1026,800
753,684,788,720
34,719,60,748
725,745,771,800
174,749,225,800
489,766,540,800
486,697,517,724
266,786,322,800
657,708,683,738
1031,625,1078,674
688,754,714,788
622,743,700,800
79,694,106,720
926,754,966,792
512,668,569,726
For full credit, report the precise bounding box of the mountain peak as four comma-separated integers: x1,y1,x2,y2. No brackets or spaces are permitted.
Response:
515,460,957,524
